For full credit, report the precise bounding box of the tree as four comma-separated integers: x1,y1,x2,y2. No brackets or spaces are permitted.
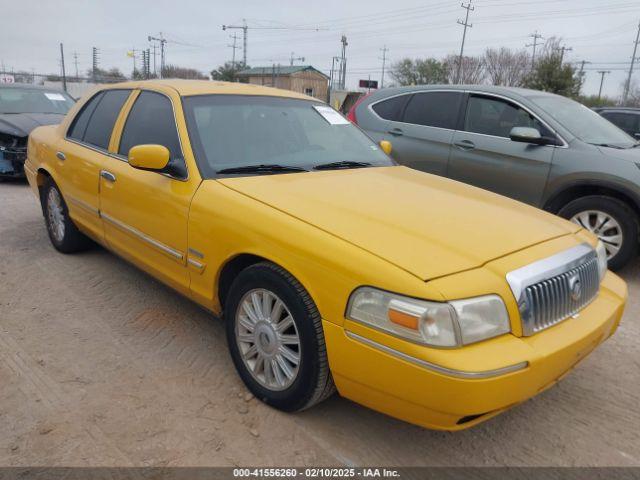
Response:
210,62,245,82
523,37,582,97
443,54,485,84
161,64,207,80
483,47,530,87
389,58,448,86
87,67,126,83
577,94,617,108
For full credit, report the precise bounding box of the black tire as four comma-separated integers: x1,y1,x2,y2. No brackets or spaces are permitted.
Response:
558,195,638,271
41,178,91,253
224,262,335,412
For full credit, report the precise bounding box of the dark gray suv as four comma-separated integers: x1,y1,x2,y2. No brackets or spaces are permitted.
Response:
350,85,640,270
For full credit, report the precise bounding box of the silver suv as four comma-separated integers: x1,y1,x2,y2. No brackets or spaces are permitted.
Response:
350,85,640,270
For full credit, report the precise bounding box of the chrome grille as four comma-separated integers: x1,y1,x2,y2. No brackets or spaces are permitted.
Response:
506,244,601,337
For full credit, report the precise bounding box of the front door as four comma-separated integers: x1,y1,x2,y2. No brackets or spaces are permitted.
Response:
99,89,200,295
447,94,555,206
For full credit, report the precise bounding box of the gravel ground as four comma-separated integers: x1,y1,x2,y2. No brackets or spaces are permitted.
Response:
1,180,639,467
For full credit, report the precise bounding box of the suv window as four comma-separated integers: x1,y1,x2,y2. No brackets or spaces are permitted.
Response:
67,92,104,141
372,94,410,121
118,91,182,161
464,95,547,138
402,92,462,129
601,112,638,135
82,90,131,149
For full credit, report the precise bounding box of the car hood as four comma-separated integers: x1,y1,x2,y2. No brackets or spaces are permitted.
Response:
217,166,580,280
597,144,640,162
0,113,65,137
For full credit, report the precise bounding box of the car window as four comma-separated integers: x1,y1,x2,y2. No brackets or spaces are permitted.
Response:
401,92,462,129
602,112,638,134
464,95,547,138
67,92,104,141
371,94,410,121
118,91,182,161
82,90,131,150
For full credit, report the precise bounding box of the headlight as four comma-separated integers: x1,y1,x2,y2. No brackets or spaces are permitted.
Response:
595,240,608,282
346,287,510,347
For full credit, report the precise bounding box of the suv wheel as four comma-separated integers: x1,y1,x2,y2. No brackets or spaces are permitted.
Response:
558,195,638,270
224,262,335,412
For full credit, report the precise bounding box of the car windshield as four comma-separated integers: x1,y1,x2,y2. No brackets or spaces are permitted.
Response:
0,87,75,114
530,95,636,148
182,95,393,176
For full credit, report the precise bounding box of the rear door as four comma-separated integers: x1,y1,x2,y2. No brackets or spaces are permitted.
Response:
58,89,131,240
447,93,555,206
380,91,463,176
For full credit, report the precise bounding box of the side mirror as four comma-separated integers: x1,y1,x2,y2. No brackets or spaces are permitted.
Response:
128,144,170,171
379,140,393,155
509,127,545,145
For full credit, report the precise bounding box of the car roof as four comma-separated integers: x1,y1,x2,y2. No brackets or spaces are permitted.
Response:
100,79,316,101
594,107,640,113
369,84,562,101
0,83,67,92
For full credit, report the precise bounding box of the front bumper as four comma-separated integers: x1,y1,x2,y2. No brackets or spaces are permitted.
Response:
0,147,27,178
324,272,627,430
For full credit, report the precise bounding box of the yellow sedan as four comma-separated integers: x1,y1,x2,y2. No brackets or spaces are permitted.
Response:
25,80,627,430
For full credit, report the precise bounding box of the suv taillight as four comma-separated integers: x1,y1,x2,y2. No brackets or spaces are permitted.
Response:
346,93,372,124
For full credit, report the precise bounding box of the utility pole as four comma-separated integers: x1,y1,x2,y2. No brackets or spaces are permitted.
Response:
223,19,248,67
456,1,474,84
578,60,591,85
526,31,544,69
340,35,348,89
73,51,79,79
59,43,67,92
598,70,611,99
228,33,240,67
92,47,99,82
290,52,305,66
151,43,157,76
379,45,388,88
130,48,137,77
556,45,573,64
623,21,640,105
148,34,167,78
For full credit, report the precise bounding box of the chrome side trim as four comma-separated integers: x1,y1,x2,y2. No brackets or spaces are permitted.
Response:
66,195,100,216
506,243,595,302
345,331,528,379
101,212,184,261
188,248,204,259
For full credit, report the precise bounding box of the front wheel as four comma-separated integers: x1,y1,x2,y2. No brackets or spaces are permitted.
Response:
224,262,335,412
558,195,638,271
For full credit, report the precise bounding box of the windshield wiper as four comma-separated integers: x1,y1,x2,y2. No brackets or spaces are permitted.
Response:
216,164,307,174
589,143,624,149
313,160,372,170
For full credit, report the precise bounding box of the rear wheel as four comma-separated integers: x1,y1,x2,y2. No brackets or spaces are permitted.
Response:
558,195,637,270
224,262,335,412
41,178,91,253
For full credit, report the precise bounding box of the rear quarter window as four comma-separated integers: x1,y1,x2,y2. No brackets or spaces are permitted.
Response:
371,94,410,121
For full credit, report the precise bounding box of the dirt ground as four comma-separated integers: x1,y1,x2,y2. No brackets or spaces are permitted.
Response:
0,180,639,467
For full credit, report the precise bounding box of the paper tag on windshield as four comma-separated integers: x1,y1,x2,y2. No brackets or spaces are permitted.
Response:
45,93,66,101
313,105,350,125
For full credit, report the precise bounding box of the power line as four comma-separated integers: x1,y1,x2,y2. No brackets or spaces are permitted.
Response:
456,0,474,84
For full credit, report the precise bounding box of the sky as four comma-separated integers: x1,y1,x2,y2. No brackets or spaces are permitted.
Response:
2,0,640,98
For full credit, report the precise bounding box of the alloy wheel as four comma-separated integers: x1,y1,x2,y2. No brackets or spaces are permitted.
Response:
570,210,623,260
235,288,301,391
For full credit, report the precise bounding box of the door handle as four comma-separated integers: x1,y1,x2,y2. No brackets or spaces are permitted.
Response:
453,140,476,150
56,151,66,161
100,170,116,183
388,128,404,137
